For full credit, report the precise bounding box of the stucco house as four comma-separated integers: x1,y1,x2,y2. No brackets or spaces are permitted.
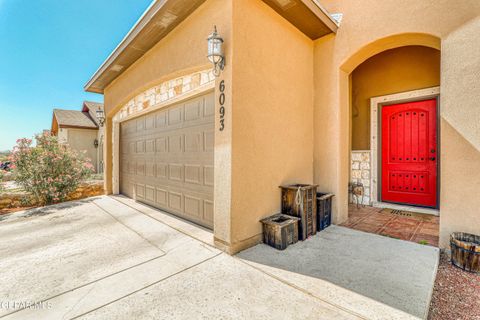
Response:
84,0,480,254
51,101,105,173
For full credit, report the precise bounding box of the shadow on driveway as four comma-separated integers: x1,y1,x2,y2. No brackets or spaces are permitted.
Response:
0,197,102,221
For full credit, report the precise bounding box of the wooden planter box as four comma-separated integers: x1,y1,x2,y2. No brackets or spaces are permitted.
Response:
317,193,334,231
280,184,318,240
450,232,480,273
261,214,300,250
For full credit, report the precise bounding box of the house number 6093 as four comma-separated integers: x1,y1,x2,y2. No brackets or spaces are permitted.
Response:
219,80,225,131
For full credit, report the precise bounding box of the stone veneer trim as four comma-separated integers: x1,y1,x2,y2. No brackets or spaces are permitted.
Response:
113,69,215,122
350,150,371,205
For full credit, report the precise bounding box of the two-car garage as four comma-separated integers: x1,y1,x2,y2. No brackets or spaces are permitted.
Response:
119,92,215,229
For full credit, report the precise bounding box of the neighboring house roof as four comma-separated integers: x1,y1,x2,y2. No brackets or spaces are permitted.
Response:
82,101,104,127
84,0,337,94
53,109,98,129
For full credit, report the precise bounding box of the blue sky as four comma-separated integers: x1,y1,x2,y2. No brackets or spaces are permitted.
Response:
0,0,152,150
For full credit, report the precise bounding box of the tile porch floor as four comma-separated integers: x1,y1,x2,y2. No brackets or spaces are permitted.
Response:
341,204,439,247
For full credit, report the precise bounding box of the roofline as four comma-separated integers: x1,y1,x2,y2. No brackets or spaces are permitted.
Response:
84,0,160,93
51,113,58,133
84,0,337,94
59,125,99,130
310,0,340,30
83,100,104,106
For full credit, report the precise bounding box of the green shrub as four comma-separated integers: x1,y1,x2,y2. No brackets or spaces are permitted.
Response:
10,132,94,205
0,171,3,193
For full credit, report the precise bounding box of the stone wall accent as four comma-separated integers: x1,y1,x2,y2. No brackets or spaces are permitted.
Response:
113,69,215,122
0,181,104,210
350,150,371,205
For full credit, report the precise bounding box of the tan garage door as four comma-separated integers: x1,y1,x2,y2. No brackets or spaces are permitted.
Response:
120,92,215,229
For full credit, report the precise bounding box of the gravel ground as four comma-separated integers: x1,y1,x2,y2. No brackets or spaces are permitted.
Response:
428,252,480,320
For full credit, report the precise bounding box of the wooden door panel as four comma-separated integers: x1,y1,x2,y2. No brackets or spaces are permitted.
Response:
381,99,437,207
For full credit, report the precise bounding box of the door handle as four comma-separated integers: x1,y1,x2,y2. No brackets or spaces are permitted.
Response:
430,157,436,161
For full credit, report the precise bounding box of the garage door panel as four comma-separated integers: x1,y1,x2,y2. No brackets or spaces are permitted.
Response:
184,195,202,218
184,99,201,121
155,188,168,206
156,162,168,179
155,137,168,153
128,142,135,154
156,111,167,128
204,94,215,117
204,130,214,152
136,184,146,199
185,132,201,152
168,164,184,182
136,140,145,154
204,200,214,223
146,160,155,177
204,166,214,186
120,91,214,229
145,185,155,202
136,117,145,132
145,139,155,153
168,191,183,212
168,107,183,126
185,165,201,185
168,134,183,153
136,160,146,176
145,114,155,130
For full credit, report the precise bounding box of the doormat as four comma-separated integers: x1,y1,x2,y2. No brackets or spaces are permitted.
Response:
381,208,412,217
380,208,435,221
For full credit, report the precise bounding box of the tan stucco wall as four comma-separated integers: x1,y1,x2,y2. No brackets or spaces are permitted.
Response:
227,0,314,251
99,0,480,252
103,1,231,116
102,0,235,247
351,46,440,150
66,128,98,172
102,0,314,253
439,17,480,248
440,120,480,248
313,0,480,227
57,128,68,144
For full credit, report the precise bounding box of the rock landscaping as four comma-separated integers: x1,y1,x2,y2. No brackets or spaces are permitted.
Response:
428,252,480,320
0,180,103,212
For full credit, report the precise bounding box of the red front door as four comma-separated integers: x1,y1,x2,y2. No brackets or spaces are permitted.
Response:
381,99,437,208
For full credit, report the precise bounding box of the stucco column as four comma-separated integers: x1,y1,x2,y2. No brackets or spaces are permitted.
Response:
103,116,113,194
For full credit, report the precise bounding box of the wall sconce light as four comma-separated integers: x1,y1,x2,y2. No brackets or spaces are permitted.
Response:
94,139,99,148
96,107,105,127
207,26,225,77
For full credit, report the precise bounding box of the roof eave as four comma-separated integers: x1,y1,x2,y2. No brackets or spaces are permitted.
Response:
58,125,99,130
84,0,337,94
84,0,159,94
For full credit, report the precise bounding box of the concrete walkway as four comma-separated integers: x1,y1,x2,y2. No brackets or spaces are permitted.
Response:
238,226,439,319
0,196,432,319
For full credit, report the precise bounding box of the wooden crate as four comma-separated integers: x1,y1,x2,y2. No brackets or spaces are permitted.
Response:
280,184,318,240
317,193,334,231
261,214,300,250
450,232,480,273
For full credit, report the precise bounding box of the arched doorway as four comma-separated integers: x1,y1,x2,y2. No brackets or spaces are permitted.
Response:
338,34,441,244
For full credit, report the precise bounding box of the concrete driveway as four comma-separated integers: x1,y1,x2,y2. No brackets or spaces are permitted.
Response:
0,196,425,320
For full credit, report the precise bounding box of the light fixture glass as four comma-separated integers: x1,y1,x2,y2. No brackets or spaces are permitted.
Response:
207,26,225,76
96,108,105,127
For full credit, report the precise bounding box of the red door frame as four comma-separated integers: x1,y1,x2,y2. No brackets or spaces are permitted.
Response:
379,98,439,208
